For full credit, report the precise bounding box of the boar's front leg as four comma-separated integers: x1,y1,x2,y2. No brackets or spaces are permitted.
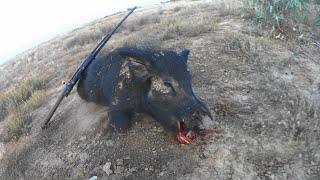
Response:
109,110,132,132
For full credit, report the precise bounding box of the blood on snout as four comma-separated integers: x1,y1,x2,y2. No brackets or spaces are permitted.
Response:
175,121,221,144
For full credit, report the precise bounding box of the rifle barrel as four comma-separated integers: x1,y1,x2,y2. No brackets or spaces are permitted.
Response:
41,90,66,129
41,7,137,129
92,6,137,57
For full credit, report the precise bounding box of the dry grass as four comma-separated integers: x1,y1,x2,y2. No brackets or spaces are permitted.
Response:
0,0,318,143
160,18,218,40
1,76,47,141
218,1,240,17
0,92,9,121
21,90,46,112
7,76,46,106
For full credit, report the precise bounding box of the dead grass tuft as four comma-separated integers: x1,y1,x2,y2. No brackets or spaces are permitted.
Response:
137,16,149,26
21,90,46,112
0,93,9,121
173,6,183,12
160,18,218,40
218,1,240,17
7,76,46,106
1,76,47,141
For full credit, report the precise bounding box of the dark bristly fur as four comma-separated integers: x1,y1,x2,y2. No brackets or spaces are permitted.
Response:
77,47,212,133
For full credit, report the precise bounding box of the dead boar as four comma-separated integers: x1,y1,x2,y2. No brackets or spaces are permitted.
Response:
77,47,213,142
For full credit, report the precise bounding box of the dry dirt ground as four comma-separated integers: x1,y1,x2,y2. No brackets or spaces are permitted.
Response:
1,0,320,179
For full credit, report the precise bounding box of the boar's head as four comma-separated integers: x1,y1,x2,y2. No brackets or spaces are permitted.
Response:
119,48,213,136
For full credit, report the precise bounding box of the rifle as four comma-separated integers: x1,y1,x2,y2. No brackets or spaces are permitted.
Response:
41,7,137,129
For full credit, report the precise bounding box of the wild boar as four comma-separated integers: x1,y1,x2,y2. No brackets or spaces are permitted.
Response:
77,47,213,139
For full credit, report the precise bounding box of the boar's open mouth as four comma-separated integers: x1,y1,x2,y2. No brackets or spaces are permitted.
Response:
176,119,221,144
177,120,193,144
176,119,208,144
176,112,216,144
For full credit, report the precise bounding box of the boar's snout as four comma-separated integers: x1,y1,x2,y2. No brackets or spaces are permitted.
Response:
177,98,213,135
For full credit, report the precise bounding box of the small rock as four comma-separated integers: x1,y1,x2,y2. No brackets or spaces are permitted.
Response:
269,174,275,180
114,166,124,174
67,152,75,162
103,162,113,176
199,152,206,159
106,140,114,147
275,156,283,163
79,136,86,141
79,153,89,163
159,172,165,176
116,159,124,166
88,176,98,180
124,156,131,160
129,167,137,173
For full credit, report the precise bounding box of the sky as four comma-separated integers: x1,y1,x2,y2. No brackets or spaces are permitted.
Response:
0,0,167,64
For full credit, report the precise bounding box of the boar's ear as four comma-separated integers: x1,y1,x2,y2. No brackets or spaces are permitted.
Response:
129,61,150,81
179,49,190,61
118,48,153,67
117,48,152,80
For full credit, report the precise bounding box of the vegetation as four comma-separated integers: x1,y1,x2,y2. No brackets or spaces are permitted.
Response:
160,18,218,40
0,93,8,121
0,75,47,140
316,13,320,26
73,168,86,180
241,0,315,28
8,75,46,106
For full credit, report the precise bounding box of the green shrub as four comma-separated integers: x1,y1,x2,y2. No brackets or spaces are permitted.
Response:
73,168,86,180
0,94,9,121
241,0,312,26
4,76,47,140
7,110,31,136
21,90,46,112
316,13,320,27
8,75,46,106
175,20,187,28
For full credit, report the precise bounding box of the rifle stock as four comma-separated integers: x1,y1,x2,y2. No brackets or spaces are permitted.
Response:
41,7,137,129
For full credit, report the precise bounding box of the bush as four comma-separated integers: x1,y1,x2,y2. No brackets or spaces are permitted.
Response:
7,111,30,136
21,90,46,112
0,94,9,121
241,0,312,27
8,75,46,106
173,6,182,12
7,90,46,139
316,13,320,26
2,76,47,140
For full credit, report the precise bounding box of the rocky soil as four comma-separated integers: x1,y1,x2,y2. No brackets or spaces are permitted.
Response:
1,0,320,179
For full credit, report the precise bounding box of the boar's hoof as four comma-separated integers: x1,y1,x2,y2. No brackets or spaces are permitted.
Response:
109,111,132,132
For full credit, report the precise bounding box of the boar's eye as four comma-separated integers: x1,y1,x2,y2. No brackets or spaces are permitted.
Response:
150,77,176,96
163,82,175,95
